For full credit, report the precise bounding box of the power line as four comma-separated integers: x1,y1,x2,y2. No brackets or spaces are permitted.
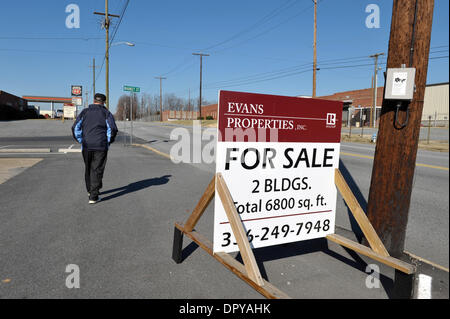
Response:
161,56,195,77
109,0,130,46
0,36,102,41
213,4,315,54
201,0,300,51
158,1,313,79
0,48,103,55
203,55,447,90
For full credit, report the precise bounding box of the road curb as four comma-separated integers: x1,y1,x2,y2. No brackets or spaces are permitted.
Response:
0,148,51,153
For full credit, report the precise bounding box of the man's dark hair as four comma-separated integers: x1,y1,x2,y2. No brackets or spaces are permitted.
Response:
94,93,106,103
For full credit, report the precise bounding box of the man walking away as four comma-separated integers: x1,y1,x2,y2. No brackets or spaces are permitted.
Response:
72,93,118,204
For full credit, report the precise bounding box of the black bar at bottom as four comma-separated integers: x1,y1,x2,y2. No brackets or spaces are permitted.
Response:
172,226,184,264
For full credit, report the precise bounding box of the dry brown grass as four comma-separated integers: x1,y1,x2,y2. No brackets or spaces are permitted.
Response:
418,140,449,152
341,133,448,152
162,120,217,127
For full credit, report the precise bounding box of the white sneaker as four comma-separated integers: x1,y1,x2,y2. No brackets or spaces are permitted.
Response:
89,197,101,204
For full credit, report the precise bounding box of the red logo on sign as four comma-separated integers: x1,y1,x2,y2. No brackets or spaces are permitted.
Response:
71,86,82,96
326,113,337,127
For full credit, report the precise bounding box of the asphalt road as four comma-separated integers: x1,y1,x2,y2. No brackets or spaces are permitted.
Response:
0,119,448,299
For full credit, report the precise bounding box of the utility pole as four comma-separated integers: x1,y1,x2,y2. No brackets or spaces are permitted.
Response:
369,52,384,127
94,1,120,109
312,0,317,97
193,53,209,119
188,88,191,119
366,0,434,258
89,57,96,95
155,76,166,121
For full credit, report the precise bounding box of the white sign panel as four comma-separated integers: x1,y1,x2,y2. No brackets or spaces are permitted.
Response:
63,105,77,119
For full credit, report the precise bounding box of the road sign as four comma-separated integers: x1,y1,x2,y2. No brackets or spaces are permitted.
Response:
72,96,83,106
123,85,140,93
71,85,82,96
213,91,343,253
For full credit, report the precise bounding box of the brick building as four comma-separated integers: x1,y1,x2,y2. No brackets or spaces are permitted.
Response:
318,82,449,127
318,87,384,127
0,90,29,120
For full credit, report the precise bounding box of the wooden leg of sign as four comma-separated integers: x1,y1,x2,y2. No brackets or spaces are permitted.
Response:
174,222,290,299
334,169,390,257
184,175,216,232
326,233,414,274
330,168,416,299
172,226,184,264
172,175,215,264
173,173,281,297
216,173,265,287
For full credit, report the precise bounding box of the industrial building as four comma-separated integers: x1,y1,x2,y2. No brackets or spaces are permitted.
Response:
318,82,449,127
422,82,449,126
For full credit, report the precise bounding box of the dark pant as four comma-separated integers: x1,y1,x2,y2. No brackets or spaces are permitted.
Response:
82,149,108,200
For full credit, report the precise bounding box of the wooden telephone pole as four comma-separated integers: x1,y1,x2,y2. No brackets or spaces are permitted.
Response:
366,0,434,258
89,58,96,95
193,53,209,119
155,76,166,122
94,0,120,109
369,53,384,127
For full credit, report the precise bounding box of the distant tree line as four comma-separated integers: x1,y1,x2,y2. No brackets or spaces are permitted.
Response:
114,93,215,121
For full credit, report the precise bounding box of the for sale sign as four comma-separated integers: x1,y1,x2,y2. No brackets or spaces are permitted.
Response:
213,91,342,253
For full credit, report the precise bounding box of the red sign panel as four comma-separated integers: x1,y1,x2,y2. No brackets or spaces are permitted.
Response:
218,90,342,143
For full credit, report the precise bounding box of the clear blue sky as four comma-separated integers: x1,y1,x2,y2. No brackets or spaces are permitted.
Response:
0,0,448,114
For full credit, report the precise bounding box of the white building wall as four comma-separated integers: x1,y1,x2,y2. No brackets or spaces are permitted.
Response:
422,83,449,125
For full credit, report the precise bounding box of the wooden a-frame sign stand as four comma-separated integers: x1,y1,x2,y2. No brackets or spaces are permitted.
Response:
172,169,416,299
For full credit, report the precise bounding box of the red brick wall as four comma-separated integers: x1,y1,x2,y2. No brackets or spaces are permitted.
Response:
201,104,218,119
318,87,384,107
161,104,218,121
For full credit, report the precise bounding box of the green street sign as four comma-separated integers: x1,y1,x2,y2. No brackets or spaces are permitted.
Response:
123,85,140,93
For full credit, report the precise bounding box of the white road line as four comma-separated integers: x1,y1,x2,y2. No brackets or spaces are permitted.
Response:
0,145,14,149
0,152,65,155
417,274,432,299
58,148,81,153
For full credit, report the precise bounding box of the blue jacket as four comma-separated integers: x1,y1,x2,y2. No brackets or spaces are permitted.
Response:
72,104,118,151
